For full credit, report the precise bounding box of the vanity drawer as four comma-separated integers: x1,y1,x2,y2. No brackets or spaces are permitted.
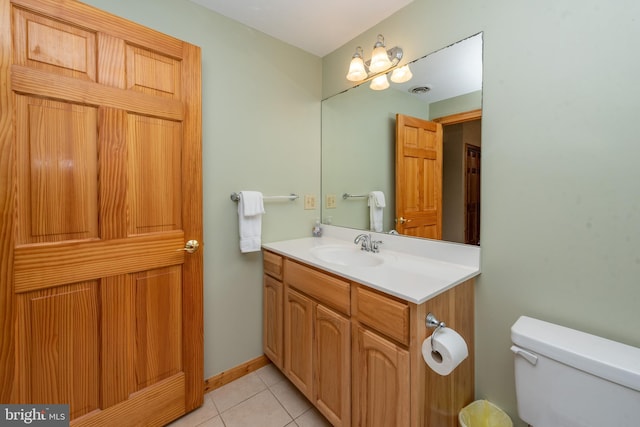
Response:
284,259,350,316
263,250,283,280
353,285,409,346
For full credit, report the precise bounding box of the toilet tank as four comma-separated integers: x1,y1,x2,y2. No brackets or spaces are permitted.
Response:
511,316,640,427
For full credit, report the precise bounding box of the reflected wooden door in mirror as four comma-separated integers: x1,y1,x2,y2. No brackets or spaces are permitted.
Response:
395,114,443,239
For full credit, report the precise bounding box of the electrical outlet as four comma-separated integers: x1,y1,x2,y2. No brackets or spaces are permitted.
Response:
304,194,316,210
326,194,337,209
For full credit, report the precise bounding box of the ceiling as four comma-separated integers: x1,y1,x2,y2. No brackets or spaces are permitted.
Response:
188,0,414,57
393,34,483,104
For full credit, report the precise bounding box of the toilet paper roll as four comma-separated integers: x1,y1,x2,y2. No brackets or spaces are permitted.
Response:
422,327,469,376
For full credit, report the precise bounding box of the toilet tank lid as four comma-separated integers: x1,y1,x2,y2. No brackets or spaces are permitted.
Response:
511,316,640,392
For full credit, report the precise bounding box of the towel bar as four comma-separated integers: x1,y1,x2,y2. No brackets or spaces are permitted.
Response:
343,193,368,199
230,192,299,202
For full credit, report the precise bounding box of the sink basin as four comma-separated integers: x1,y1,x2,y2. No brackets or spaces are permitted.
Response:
310,245,388,267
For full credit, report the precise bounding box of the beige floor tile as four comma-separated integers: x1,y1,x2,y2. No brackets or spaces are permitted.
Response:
294,408,332,427
220,389,293,427
256,363,287,387
270,378,312,419
196,415,225,427
167,396,219,427
210,372,267,412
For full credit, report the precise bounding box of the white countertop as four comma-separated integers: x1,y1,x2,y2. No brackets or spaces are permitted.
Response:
262,226,480,304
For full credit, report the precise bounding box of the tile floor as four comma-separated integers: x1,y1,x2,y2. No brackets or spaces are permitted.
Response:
168,364,332,427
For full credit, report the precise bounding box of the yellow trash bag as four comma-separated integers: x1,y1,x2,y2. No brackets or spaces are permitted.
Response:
459,400,513,427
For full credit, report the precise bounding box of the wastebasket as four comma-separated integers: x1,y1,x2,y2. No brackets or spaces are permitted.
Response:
459,400,513,427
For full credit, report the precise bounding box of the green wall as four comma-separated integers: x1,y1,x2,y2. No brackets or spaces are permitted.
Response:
81,0,322,377
80,0,640,424
324,1,640,424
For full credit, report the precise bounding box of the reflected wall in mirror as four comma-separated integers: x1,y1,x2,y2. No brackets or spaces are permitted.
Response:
321,33,483,245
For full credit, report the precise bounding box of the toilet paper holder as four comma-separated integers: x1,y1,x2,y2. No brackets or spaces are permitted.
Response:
426,313,446,348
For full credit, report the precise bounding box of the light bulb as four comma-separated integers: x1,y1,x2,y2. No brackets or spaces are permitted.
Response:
369,35,392,73
346,56,367,81
390,65,413,83
369,46,392,73
370,74,389,90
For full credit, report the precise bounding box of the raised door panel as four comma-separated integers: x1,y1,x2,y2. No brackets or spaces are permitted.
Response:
353,326,410,427
314,305,350,427
127,115,183,235
125,45,181,98
263,275,284,369
16,282,100,419
12,6,97,81
15,95,98,245
284,287,313,400
134,266,183,389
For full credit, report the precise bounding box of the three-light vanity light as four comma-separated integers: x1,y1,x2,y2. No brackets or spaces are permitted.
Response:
346,34,412,90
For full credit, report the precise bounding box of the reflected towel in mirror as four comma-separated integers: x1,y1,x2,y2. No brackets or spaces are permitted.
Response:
368,191,385,232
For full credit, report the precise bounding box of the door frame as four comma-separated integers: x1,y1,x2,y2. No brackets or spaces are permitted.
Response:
433,109,482,245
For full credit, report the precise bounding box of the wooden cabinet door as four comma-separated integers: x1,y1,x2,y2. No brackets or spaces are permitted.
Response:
352,326,410,427
395,114,443,239
314,305,351,427
284,287,314,400
0,0,203,425
263,275,284,369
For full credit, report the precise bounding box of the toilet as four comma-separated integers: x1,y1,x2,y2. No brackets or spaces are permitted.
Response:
511,316,640,427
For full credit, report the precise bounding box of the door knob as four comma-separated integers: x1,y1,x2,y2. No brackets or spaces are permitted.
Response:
397,217,412,224
183,240,200,254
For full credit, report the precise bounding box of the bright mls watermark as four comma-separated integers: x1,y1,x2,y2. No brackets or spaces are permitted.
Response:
1,405,69,426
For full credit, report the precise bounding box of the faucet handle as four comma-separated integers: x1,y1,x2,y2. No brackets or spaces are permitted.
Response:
371,240,383,253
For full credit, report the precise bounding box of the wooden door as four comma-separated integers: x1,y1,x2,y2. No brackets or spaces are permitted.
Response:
314,305,350,427
0,0,203,425
284,287,314,400
465,144,481,245
352,326,410,427
395,114,443,239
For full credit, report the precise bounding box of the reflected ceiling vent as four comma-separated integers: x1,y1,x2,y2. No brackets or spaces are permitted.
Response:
409,85,432,94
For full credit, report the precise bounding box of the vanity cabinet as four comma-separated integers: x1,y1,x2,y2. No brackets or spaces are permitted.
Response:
263,250,475,427
352,325,410,426
284,287,314,397
352,285,411,426
283,258,351,426
263,251,284,369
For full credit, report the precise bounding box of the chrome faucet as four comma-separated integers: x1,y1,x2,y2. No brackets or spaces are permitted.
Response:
354,233,383,253
354,233,370,251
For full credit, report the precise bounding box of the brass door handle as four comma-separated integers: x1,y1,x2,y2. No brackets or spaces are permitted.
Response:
183,240,200,254
398,217,412,224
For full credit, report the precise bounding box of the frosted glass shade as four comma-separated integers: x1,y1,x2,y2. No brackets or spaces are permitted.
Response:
346,57,367,81
369,46,392,73
390,65,413,83
370,74,389,90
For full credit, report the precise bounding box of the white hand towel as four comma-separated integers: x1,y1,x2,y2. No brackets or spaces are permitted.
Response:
368,191,386,232
238,191,265,253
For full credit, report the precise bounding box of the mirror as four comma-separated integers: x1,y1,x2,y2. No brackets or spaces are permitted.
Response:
321,33,483,244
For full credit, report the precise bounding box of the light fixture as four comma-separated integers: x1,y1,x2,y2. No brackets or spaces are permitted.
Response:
345,34,410,89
